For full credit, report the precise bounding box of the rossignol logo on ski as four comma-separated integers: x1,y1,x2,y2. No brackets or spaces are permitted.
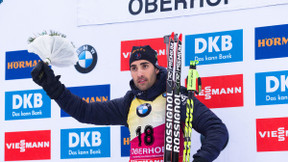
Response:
164,32,183,162
165,91,174,152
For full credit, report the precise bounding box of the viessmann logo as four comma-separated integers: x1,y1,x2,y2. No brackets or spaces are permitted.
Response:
121,37,167,71
185,29,243,66
255,70,288,106
61,85,110,117
5,130,51,161
5,50,41,80
196,74,243,108
257,117,288,152
255,24,288,60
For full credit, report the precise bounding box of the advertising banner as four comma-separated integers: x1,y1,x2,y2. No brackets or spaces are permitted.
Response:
77,0,288,26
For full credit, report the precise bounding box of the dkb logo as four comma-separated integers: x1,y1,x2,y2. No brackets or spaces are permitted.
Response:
5,89,51,120
185,29,243,66
61,127,111,159
256,70,288,106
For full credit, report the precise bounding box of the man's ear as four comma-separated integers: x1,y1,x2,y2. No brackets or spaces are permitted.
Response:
155,68,160,74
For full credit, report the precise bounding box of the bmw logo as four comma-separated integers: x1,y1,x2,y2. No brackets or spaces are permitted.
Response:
136,103,152,117
75,44,97,73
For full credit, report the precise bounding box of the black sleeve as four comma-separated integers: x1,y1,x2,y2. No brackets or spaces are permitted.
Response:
55,87,134,126
191,98,229,162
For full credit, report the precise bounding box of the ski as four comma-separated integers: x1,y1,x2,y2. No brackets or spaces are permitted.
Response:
183,61,201,162
164,32,182,162
164,32,175,162
172,33,182,162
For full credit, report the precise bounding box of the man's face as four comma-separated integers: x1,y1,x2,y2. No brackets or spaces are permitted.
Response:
130,60,159,91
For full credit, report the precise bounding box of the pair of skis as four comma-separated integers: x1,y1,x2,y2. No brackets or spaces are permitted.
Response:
163,32,201,162
164,32,182,162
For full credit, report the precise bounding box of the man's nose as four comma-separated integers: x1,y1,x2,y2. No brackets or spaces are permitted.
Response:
137,69,144,77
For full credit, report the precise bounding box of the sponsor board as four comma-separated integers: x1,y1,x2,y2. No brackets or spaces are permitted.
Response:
121,37,166,71
5,89,51,120
5,130,51,161
5,50,41,80
61,84,110,117
257,117,288,152
185,30,243,66
196,74,243,108
78,0,288,26
61,127,110,159
255,24,288,60
121,126,130,157
255,70,288,106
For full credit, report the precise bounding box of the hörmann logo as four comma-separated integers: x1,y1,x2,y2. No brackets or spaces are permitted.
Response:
128,0,228,15
121,126,130,157
61,127,110,159
5,130,51,161
6,50,41,80
257,117,288,152
61,85,110,117
121,37,166,71
185,29,243,66
255,70,288,106
255,24,288,60
196,74,243,108
5,89,51,120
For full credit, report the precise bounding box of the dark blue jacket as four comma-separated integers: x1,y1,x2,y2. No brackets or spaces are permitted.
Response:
55,66,228,162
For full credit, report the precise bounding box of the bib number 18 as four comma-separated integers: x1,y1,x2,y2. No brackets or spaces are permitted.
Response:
135,125,154,146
